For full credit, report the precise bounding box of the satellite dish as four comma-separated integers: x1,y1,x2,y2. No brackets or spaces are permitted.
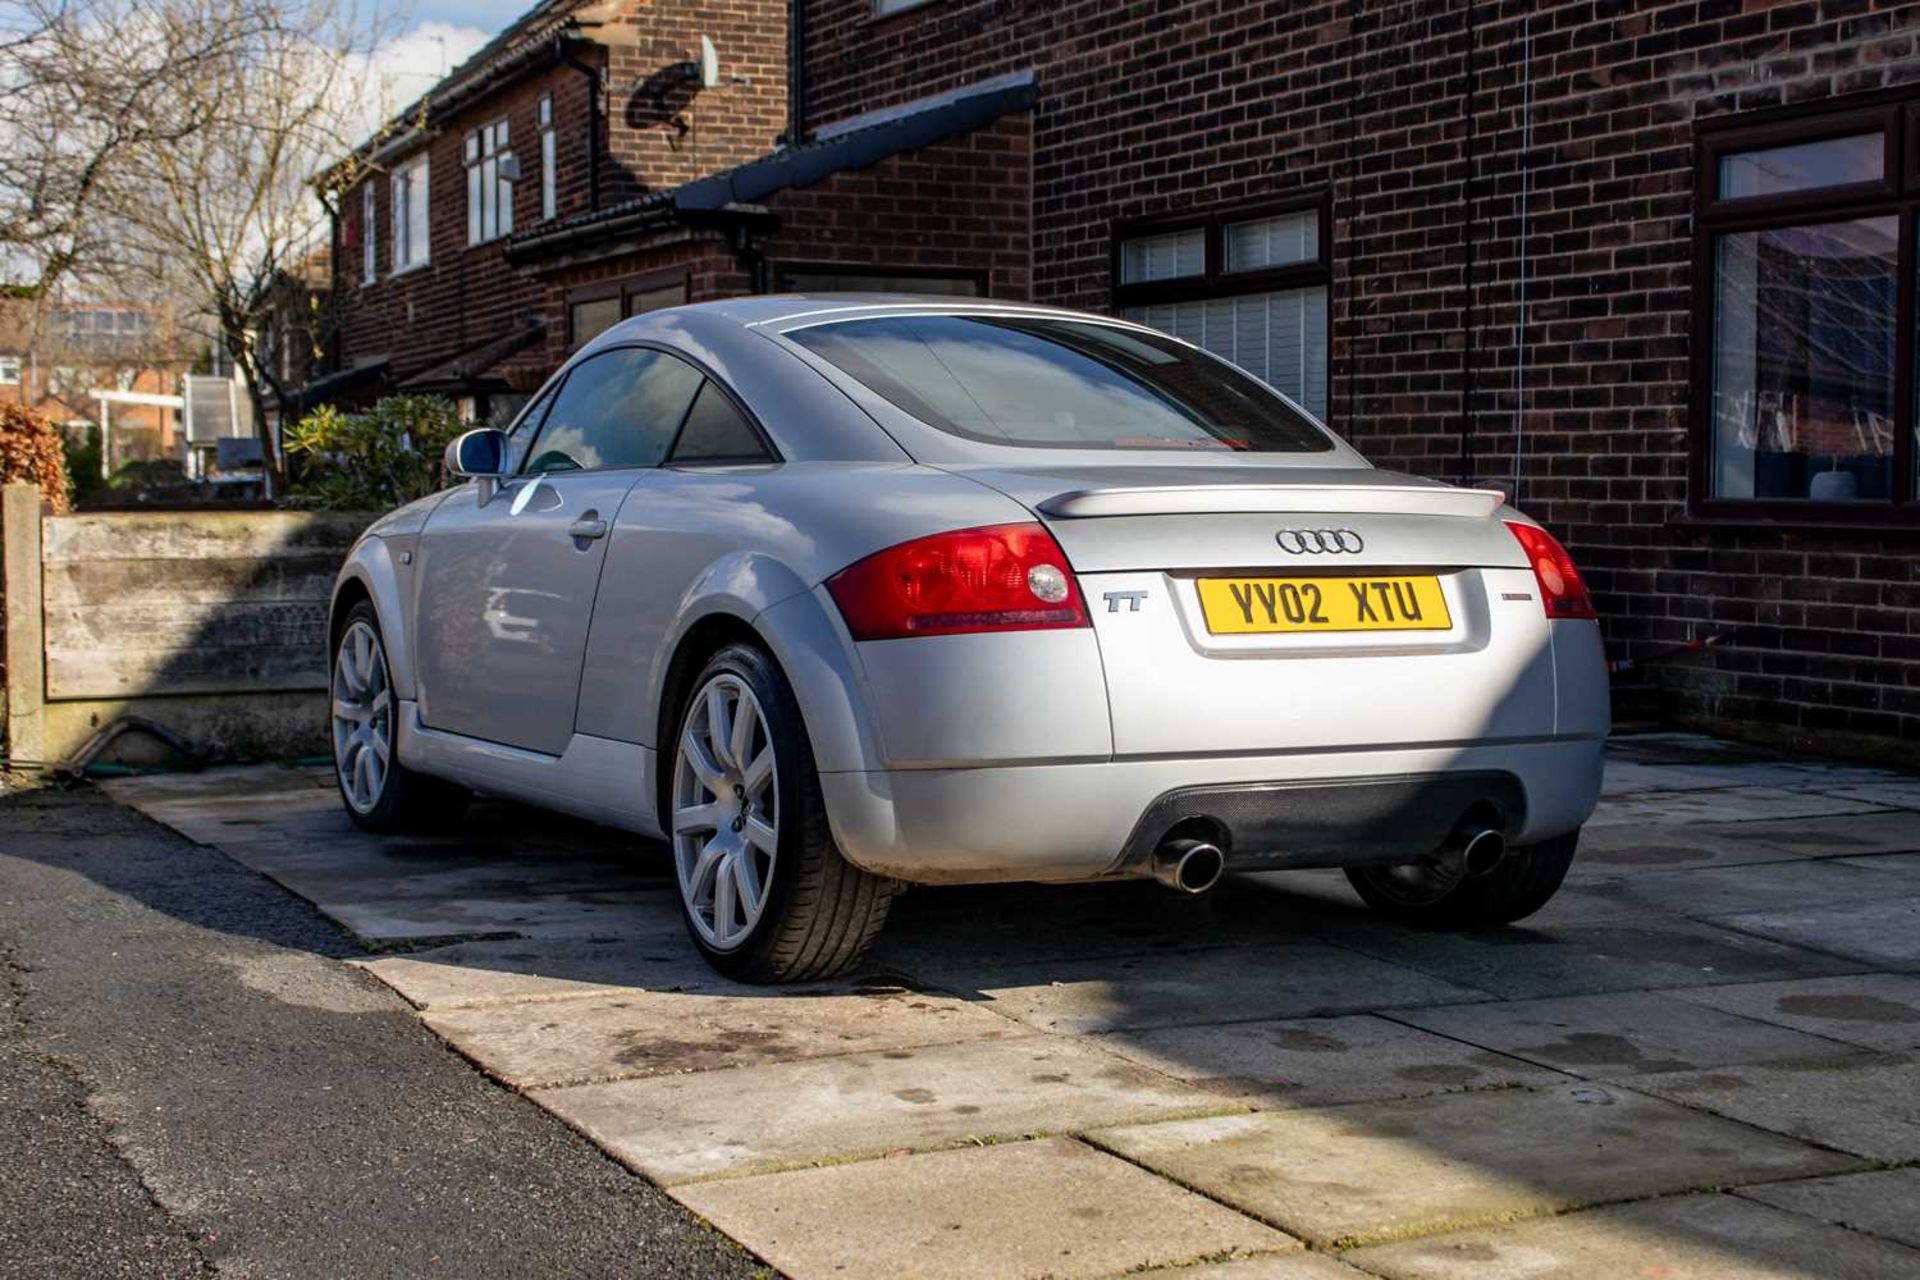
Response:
498,153,524,183
698,35,719,89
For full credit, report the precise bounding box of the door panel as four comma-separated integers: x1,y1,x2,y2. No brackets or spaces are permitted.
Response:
414,471,641,755
411,345,705,756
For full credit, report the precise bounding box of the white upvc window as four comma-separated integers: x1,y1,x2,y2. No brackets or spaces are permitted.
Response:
390,155,430,273
0,355,20,385
467,118,513,244
361,183,377,284
538,96,557,222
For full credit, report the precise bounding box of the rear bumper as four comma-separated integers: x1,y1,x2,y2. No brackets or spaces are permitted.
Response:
818,736,1604,885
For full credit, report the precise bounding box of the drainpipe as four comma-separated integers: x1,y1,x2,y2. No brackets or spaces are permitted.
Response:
557,37,601,211
733,222,768,294
787,0,806,146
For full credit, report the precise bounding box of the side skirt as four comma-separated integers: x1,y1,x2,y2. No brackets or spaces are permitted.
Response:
395,701,662,838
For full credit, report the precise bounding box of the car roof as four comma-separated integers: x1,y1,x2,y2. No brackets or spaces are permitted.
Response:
675,293,1107,329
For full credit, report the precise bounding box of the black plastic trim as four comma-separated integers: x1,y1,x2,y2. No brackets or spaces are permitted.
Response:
1115,771,1528,872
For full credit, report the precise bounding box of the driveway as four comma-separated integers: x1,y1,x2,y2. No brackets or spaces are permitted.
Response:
83,733,1920,1277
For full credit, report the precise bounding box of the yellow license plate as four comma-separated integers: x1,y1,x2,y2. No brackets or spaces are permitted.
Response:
1197,575,1451,634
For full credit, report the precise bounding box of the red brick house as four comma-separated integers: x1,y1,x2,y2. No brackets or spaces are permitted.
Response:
322,0,1920,763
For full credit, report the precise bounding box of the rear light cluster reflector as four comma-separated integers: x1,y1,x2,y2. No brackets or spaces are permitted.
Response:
1504,520,1597,621
827,522,1089,640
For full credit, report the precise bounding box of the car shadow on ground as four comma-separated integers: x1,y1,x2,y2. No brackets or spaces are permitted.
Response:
27,746,1920,1277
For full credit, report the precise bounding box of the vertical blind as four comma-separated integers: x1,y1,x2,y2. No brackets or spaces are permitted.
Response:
1125,288,1329,419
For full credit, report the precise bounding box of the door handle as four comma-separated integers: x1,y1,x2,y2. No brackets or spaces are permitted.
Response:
567,517,609,542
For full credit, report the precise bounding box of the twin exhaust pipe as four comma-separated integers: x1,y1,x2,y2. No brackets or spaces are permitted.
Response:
1147,819,1509,896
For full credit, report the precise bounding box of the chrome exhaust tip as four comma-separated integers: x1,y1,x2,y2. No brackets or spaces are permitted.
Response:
1152,838,1225,895
1458,826,1508,877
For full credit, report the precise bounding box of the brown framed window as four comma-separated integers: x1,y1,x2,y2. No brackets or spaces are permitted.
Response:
565,270,690,348
1694,94,1920,523
1111,194,1331,420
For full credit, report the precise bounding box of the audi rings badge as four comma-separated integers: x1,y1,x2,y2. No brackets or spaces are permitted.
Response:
1274,528,1365,555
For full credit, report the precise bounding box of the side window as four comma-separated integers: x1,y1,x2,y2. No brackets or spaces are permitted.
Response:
669,380,771,463
522,348,703,474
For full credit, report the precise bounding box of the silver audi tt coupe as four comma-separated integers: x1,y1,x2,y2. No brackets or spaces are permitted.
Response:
328,296,1608,982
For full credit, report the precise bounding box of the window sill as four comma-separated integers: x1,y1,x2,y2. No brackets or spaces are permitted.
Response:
1670,509,1920,538
389,259,431,278
467,234,511,251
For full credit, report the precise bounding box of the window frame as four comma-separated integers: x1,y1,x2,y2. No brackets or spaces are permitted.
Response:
361,183,377,285
466,117,514,247
519,341,781,476
564,269,690,350
0,355,20,385
1690,91,1920,528
538,95,557,223
389,154,431,275
1110,191,1331,311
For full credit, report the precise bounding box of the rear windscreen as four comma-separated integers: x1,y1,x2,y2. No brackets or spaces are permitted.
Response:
784,314,1334,453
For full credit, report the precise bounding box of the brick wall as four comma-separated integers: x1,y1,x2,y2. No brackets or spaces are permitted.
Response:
603,0,790,200
799,0,1920,760
337,0,788,386
760,111,1032,298
337,58,594,388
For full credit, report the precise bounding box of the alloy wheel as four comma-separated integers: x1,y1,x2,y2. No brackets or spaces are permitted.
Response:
672,674,779,951
332,620,393,814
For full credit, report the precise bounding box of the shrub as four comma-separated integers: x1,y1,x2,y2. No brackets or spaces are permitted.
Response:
284,394,466,511
0,401,72,513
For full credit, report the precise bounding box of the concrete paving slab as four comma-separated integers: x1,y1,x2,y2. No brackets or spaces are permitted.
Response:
100,764,330,805
1834,850,1920,879
1393,991,1848,1078
1667,975,1920,1052
1738,1168,1920,1251
356,936,727,1008
1628,1052,1920,1161
535,1035,1232,1183
1566,815,1895,876
1095,1014,1566,1106
1317,917,1864,1000
1742,811,1920,857
1089,1084,1859,1249
1240,867,1638,927
1712,897,1920,970
1603,734,1784,765
1582,859,1906,919
1129,1256,1372,1280
1818,781,1920,810
872,880,1326,978
965,942,1487,1034
1346,1192,1920,1280
1585,788,1889,829
672,1137,1297,1280
1600,762,1750,796
425,984,1020,1088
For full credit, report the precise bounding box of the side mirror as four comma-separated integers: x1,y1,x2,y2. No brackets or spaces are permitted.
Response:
445,427,510,478
445,428,511,504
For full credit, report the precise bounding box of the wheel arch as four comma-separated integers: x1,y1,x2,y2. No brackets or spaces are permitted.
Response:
328,538,419,701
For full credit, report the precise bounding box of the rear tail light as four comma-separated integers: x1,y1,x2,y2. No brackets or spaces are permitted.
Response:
827,522,1089,640
1505,520,1597,621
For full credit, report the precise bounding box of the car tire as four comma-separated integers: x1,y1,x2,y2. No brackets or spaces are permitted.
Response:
1343,830,1579,930
330,601,467,832
668,642,893,983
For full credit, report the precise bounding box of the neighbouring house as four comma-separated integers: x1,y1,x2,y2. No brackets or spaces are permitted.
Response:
0,296,194,473
315,0,1920,763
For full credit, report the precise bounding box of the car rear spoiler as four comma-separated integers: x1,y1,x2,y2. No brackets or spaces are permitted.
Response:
1036,484,1510,520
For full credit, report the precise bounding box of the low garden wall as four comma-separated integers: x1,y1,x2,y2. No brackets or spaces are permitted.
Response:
2,483,369,767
